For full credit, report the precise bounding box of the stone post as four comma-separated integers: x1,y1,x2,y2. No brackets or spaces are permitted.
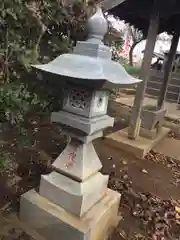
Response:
128,1,159,139
157,32,179,109
19,7,140,240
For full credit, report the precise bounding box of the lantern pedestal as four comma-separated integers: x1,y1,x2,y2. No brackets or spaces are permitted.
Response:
105,127,170,159
20,127,121,240
20,189,120,240
19,7,140,240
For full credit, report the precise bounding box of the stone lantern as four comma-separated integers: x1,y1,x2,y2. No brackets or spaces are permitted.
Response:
19,7,141,240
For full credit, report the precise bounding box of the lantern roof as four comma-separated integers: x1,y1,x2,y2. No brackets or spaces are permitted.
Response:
33,7,141,88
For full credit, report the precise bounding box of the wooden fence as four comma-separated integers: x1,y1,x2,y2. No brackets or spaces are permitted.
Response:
146,70,180,103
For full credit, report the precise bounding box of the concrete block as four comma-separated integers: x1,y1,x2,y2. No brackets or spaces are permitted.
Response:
39,172,108,217
62,127,103,143
19,189,121,240
52,140,102,182
105,127,170,159
51,111,114,135
140,127,157,140
74,41,112,59
141,105,167,130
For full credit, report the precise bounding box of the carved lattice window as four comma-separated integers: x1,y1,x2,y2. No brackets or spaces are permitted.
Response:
69,88,89,110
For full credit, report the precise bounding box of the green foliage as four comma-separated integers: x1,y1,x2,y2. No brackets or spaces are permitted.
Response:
124,65,141,77
0,1,93,174
0,0,88,77
0,82,47,124
0,145,10,172
105,21,124,62
0,0,91,127
111,41,124,62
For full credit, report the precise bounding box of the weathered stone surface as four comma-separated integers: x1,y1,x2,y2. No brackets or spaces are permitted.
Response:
52,140,102,181
20,189,121,240
19,7,129,240
141,105,167,130
51,111,114,135
62,85,109,118
39,172,108,217
105,127,170,159
33,7,140,89
73,41,112,59
61,128,103,143
140,127,157,140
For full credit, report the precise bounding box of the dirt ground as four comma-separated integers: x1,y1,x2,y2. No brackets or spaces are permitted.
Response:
0,102,180,239
96,140,180,239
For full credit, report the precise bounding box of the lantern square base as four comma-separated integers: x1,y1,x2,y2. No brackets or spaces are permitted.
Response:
105,127,170,159
19,189,121,240
39,171,109,217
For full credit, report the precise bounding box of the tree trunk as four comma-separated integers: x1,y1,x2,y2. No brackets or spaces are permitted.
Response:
128,0,159,140
129,42,138,66
157,32,179,109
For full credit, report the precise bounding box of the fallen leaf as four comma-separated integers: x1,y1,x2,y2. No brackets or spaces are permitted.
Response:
141,169,148,174
122,160,127,165
123,174,128,180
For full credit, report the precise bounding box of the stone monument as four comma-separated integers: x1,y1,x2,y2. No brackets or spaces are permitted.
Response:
139,105,167,139
19,7,140,240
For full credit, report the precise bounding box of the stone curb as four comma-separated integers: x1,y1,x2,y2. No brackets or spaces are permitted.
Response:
165,115,180,122
116,101,180,123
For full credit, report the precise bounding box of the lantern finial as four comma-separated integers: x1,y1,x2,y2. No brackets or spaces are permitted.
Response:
86,7,108,42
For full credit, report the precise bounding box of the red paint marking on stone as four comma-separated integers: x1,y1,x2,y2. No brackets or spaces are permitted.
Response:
65,143,79,168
